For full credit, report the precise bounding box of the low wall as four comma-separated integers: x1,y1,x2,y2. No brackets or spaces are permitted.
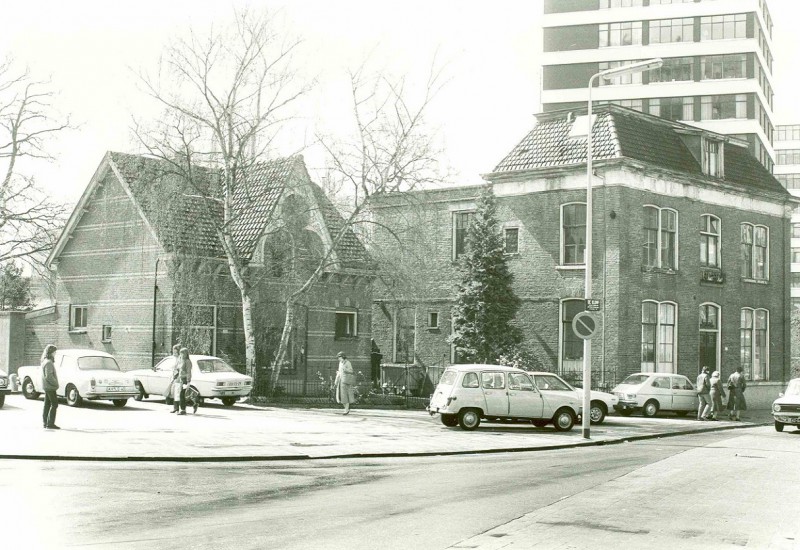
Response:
744,382,785,410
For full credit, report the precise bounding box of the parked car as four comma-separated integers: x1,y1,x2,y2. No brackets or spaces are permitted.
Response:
772,378,800,432
611,372,699,417
0,368,9,408
129,354,253,407
529,372,619,424
427,364,582,431
19,349,138,408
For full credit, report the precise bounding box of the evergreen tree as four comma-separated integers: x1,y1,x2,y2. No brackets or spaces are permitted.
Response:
0,262,32,310
449,185,522,363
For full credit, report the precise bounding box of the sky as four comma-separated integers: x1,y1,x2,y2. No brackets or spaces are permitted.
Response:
1,0,799,206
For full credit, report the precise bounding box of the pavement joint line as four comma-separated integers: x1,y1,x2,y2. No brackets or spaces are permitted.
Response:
0,419,771,463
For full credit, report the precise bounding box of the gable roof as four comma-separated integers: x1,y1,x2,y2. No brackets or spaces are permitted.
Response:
48,152,372,272
489,104,788,198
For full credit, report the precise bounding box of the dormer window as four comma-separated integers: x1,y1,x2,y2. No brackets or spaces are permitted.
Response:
702,138,724,178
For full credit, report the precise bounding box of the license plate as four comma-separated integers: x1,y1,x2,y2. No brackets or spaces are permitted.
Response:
106,386,124,392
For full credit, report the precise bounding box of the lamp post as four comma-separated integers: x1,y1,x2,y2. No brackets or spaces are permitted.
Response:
582,58,662,439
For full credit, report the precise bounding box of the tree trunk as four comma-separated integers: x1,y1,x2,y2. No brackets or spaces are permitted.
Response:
241,290,257,382
270,299,295,389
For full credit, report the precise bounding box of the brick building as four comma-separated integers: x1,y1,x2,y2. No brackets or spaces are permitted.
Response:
369,104,795,408
24,152,374,390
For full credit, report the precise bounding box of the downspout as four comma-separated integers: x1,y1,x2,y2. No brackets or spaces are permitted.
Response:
151,257,160,369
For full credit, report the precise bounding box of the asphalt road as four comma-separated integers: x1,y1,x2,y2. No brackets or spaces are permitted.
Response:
2,429,768,550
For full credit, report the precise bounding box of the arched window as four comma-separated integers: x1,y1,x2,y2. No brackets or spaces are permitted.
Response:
560,203,586,266
740,223,769,281
643,206,678,270
699,303,721,373
740,308,769,381
700,214,720,268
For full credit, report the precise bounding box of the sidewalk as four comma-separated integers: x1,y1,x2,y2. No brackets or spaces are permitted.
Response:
0,393,774,461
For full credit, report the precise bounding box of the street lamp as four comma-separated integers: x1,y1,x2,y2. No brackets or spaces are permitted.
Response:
582,58,662,439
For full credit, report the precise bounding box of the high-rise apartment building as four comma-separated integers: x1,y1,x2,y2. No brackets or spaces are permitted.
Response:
774,124,800,308
541,0,775,171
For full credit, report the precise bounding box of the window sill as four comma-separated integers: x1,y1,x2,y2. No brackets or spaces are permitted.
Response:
68,329,87,334
426,328,441,333
101,340,111,344
334,336,359,341
556,264,585,271
742,278,769,285
641,266,677,275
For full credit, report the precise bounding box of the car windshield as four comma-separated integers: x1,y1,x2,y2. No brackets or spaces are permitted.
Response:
439,370,457,386
620,374,650,386
785,379,800,396
197,359,237,374
77,356,121,371
534,374,572,391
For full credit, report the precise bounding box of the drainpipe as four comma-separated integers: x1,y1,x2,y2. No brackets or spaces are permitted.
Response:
151,257,160,369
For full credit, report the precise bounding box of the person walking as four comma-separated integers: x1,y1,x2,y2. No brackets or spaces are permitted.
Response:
176,348,193,415
726,366,747,421
41,344,60,430
696,366,711,421
165,344,181,412
334,351,355,415
708,370,726,421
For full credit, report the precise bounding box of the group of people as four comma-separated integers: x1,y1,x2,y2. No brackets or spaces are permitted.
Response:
164,344,198,415
696,365,747,421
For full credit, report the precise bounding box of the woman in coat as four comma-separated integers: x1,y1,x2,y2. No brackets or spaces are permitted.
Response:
334,351,355,415
175,348,193,415
726,366,747,421
708,370,726,421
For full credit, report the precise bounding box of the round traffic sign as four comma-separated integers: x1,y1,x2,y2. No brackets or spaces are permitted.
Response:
572,311,599,340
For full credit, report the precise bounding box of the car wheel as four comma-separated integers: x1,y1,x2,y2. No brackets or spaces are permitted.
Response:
775,420,784,432
112,399,127,408
66,385,82,407
675,411,690,417
221,397,238,407
134,382,145,401
642,400,659,418
22,378,40,400
531,419,549,428
458,409,481,431
589,401,607,424
619,409,633,417
440,414,458,427
553,408,575,432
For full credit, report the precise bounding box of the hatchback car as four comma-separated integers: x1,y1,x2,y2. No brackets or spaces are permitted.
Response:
612,372,699,417
129,354,253,407
529,371,618,424
18,349,138,407
772,378,800,432
427,364,582,431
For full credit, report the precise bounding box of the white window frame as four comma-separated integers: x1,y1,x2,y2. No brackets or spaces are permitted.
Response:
560,202,587,267
503,226,520,255
335,311,358,339
700,214,721,268
641,300,678,373
740,223,770,281
452,211,475,261
643,205,679,270
101,325,112,343
702,137,725,178
427,311,439,330
559,298,585,378
70,304,88,332
740,307,769,381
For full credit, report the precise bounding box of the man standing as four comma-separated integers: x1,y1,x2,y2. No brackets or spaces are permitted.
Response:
334,351,355,415
41,344,60,430
696,366,711,421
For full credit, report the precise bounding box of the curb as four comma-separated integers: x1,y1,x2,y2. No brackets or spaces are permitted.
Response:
0,419,771,463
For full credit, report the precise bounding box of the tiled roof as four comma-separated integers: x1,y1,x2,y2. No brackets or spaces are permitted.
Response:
108,152,371,270
491,105,787,196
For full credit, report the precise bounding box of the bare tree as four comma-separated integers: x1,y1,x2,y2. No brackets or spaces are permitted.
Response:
269,59,448,387
134,9,307,381
0,58,69,272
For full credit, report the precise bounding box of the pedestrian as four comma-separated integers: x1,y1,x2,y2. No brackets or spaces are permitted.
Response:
696,366,711,421
708,370,726,421
41,344,60,430
726,366,747,421
175,347,194,415
334,351,355,415
164,344,181,412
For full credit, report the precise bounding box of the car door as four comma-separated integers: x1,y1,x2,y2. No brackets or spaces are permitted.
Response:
671,375,698,411
508,372,544,418
648,375,674,411
56,354,76,397
481,371,509,416
148,358,174,395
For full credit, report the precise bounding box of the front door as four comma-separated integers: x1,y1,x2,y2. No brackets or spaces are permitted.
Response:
699,333,717,373
508,372,544,418
481,371,509,416
649,375,673,411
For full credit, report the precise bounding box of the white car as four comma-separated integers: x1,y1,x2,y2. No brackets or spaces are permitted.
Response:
529,372,619,424
19,349,138,408
772,378,800,432
129,354,253,407
428,364,582,431
611,372,699,417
